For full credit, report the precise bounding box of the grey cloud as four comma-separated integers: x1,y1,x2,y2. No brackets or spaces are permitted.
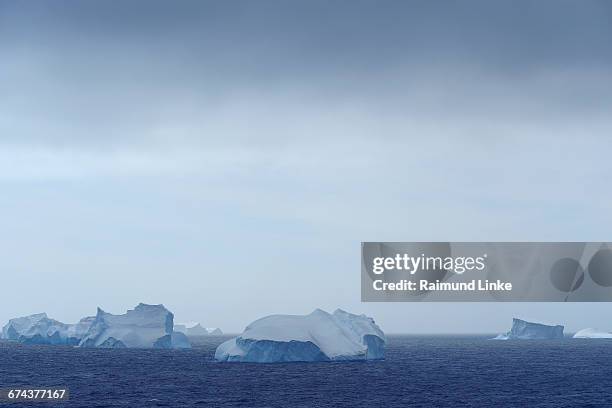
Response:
2,0,612,150
3,0,612,70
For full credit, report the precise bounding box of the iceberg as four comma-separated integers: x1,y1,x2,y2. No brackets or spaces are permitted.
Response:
492,318,564,340
78,303,191,349
573,328,612,338
174,322,223,336
215,309,385,363
1,313,94,345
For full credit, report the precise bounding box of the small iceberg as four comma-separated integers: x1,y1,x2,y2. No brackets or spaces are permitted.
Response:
215,308,385,363
573,328,612,338
492,318,564,340
174,322,223,336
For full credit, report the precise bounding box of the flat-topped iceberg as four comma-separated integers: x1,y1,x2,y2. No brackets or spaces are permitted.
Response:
573,328,612,338
174,322,223,336
215,309,385,363
1,313,94,345
492,318,564,340
78,303,191,349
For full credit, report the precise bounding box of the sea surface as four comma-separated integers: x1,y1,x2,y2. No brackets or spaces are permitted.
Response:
1,335,612,407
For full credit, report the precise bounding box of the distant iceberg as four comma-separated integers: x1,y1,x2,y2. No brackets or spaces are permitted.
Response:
78,303,191,349
2,303,191,349
1,313,94,345
492,318,564,340
573,328,612,338
174,322,223,336
215,309,385,363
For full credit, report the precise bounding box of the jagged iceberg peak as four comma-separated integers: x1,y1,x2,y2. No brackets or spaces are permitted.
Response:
78,303,191,349
174,322,223,336
215,308,385,363
573,328,612,338
207,328,223,335
1,313,95,345
492,318,564,340
2,313,48,340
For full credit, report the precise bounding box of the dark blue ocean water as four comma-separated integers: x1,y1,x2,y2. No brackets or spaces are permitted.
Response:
1,335,612,407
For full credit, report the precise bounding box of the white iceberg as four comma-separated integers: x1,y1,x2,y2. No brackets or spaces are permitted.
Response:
1,313,95,345
174,322,223,336
64,316,96,341
78,303,191,349
215,309,385,363
492,318,564,340
573,328,612,338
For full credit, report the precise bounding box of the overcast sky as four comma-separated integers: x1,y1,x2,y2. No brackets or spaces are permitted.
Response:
1,0,612,333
